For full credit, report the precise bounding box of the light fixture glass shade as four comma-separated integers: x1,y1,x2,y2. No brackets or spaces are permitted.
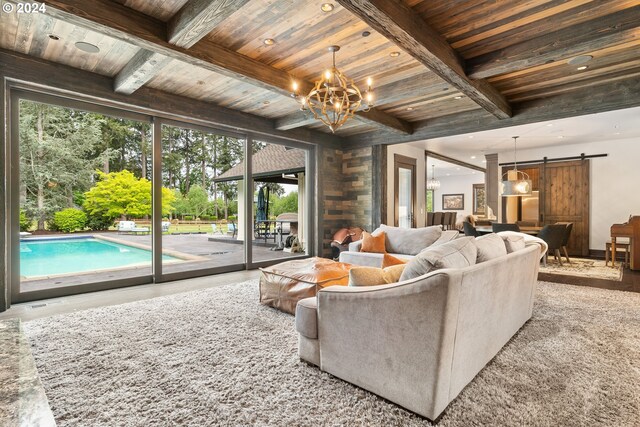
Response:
427,164,440,190
501,171,532,196
427,179,440,190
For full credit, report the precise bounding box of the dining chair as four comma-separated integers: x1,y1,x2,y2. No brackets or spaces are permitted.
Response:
555,222,573,263
463,221,479,237
537,224,568,266
442,212,453,230
427,212,434,226
433,212,444,228
491,222,521,233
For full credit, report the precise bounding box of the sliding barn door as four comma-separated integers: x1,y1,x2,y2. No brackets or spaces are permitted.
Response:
542,160,590,256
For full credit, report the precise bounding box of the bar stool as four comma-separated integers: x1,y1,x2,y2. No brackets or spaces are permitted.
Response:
605,239,630,268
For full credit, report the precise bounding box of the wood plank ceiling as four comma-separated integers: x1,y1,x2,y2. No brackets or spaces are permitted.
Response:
1,0,639,144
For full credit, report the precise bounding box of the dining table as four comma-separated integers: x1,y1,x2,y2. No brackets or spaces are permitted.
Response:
475,226,543,236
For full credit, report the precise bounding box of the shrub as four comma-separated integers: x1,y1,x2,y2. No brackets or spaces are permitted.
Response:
19,210,32,232
184,215,194,221
85,214,114,231
52,208,87,233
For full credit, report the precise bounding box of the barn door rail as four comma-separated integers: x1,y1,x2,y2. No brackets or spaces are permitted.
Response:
499,153,607,167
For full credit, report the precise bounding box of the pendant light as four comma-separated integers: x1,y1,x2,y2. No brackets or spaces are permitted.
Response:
427,164,440,190
501,136,532,196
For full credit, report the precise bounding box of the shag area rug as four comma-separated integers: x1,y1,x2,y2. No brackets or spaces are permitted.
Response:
539,257,622,281
24,280,640,426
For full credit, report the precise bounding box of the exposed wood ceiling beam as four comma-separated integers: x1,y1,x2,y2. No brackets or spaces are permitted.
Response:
113,50,173,95
335,0,512,119
168,0,250,48
114,0,251,95
30,0,409,134
467,6,640,80
276,73,444,131
425,151,486,173
344,76,640,147
0,48,343,147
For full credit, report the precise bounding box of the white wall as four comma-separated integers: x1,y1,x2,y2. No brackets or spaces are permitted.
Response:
433,174,485,224
497,137,640,251
386,145,426,227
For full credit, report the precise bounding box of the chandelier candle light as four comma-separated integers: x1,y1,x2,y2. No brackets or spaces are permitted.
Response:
427,164,440,190
501,136,532,196
291,45,374,133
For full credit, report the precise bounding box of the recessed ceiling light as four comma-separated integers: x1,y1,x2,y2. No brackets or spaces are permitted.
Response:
362,31,370,37
470,156,476,159
454,95,463,100
547,123,553,127
568,55,593,66
614,132,621,135
456,167,461,171
263,38,275,46
321,3,334,12
482,160,487,163
389,51,401,58
48,34,60,41
75,41,100,53
577,65,588,71
406,107,414,111
558,136,565,139
469,136,474,139
446,173,451,176
263,100,270,105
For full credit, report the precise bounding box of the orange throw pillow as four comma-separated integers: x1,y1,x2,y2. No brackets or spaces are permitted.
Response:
360,231,386,253
382,253,407,268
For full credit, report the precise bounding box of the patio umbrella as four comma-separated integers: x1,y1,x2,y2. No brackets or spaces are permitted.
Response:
257,186,267,221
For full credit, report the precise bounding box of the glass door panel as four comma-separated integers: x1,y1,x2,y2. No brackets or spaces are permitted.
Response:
160,124,245,275
251,141,309,263
398,168,413,228
18,99,153,294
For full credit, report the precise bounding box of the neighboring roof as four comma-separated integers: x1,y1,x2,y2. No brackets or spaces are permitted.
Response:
214,144,305,183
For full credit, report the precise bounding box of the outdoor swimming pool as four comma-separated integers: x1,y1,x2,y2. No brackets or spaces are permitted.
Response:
20,237,179,278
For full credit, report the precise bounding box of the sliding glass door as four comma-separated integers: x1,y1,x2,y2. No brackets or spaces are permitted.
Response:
7,90,315,303
14,95,154,299
159,122,246,278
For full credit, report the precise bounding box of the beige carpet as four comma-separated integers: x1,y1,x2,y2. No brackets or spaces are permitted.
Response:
23,280,640,426
539,257,623,281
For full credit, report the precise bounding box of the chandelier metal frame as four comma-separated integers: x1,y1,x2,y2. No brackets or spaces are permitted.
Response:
291,45,374,133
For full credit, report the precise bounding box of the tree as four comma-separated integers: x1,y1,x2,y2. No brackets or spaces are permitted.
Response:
83,170,175,221
185,185,210,219
19,101,105,230
272,191,298,217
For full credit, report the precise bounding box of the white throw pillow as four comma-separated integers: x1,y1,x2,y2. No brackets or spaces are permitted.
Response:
376,224,442,255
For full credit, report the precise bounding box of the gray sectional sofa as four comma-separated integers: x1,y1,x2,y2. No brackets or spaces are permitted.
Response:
296,234,545,420
338,224,459,267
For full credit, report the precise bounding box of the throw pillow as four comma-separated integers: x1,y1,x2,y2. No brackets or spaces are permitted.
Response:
377,224,442,255
360,231,386,253
400,236,478,281
349,264,407,286
500,234,526,253
381,253,407,268
475,233,507,263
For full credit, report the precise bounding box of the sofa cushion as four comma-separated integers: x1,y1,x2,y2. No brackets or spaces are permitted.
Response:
475,233,508,263
348,264,407,287
500,233,526,253
381,253,407,268
377,224,442,255
360,231,387,253
295,297,318,339
400,236,478,281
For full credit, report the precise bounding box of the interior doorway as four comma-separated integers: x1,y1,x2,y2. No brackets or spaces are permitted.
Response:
394,154,416,228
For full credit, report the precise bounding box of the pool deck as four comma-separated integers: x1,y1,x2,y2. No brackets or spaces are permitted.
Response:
20,232,301,293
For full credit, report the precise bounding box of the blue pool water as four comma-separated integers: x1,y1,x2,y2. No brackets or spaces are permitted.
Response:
20,237,178,278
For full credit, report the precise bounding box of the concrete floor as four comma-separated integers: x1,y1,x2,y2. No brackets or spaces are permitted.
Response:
20,232,300,292
2,270,261,322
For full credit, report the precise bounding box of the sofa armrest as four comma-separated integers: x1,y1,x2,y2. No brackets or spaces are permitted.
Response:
348,239,363,252
316,271,462,419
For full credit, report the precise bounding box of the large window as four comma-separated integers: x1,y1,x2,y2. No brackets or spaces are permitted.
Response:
8,92,314,302
17,99,153,294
